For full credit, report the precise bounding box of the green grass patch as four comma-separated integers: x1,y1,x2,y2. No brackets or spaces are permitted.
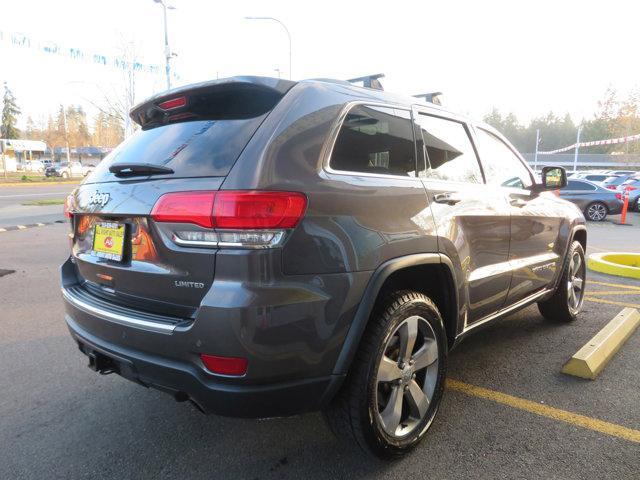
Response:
21,199,65,206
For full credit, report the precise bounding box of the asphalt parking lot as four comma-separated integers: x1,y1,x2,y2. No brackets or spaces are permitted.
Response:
1,219,639,479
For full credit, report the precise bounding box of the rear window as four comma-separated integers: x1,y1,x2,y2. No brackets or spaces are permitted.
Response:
88,116,266,182
567,180,596,191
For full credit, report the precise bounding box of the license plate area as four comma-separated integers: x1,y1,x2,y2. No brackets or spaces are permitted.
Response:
92,222,126,261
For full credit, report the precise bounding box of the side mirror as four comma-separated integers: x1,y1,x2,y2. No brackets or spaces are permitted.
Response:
535,166,567,192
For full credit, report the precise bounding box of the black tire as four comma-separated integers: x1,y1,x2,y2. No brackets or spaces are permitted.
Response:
584,202,607,221
323,291,447,458
538,241,586,322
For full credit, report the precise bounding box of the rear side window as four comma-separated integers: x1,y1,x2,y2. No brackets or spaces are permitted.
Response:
415,114,483,184
89,116,266,181
474,128,532,189
567,180,596,191
330,105,417,177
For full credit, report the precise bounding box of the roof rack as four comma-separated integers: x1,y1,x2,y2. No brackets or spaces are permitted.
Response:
413,92,443,105
347,73,385,91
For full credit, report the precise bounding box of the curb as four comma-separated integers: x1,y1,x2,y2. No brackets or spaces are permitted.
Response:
0,220,65,233
588,252,640,279
562,308,640,379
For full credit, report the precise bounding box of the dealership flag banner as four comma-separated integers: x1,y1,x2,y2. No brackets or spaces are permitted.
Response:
538,133,640,154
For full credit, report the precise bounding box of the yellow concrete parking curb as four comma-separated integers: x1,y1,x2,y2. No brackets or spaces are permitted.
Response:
562,308,640,380
587,252,640,280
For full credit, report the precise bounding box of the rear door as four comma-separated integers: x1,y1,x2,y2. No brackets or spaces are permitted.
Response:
413,110,512,324
68,80,294,317
472,127,563,306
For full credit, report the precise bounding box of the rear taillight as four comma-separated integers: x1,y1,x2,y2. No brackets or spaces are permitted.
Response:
63,194,74,219
615,193,622,200
625,186,637,191
213,191,307,229
151,191,307,249
606,185,617,190
151,191,215,228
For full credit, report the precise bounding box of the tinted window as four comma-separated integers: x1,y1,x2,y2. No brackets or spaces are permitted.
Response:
415,114,482,184
475,128,532,189
585,174,608,181
330,105,416,176
90,116,267,181
567,180,596,191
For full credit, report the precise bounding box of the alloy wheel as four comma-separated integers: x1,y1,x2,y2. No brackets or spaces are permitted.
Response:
587,203,606,221
375,315,439,438
567,251,585,314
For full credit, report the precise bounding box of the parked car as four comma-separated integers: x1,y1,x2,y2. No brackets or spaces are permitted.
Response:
617,177,640,211
601,174,636,190
571,172,615,184
45,161,84,178
560,178,623,221
61,76,587,458
606,170,637,176
81,163,97,177
24,160,44,173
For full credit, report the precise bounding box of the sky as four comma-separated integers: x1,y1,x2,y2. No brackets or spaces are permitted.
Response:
1,0,639,130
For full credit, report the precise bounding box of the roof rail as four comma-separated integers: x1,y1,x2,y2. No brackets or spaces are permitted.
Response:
347,73,385,91
413,92,443,105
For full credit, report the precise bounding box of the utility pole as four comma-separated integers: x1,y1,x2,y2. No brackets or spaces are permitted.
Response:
61,105,71,163
154,0,174,90
533,129,540,173
572,125,582,173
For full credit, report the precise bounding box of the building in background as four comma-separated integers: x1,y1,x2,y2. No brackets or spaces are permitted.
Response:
0,139,47,172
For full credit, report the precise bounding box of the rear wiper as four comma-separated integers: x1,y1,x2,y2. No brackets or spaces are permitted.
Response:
109,163,174,177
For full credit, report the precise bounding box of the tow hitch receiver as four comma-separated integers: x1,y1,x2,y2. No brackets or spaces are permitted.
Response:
87,351,118,375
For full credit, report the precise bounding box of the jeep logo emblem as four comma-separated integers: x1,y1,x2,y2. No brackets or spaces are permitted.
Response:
88,191,110,207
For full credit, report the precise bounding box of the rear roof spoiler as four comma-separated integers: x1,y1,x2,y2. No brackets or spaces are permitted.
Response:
130,76,297,127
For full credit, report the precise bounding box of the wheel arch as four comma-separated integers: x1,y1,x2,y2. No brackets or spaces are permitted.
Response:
332,253,459,376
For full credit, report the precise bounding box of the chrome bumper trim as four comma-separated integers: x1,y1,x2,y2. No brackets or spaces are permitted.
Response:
62,287,176,334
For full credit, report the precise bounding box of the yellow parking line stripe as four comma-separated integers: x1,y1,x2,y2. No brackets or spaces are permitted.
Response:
446,379,640,444
585,297,640,309
586,290,640,296
589,280,640,291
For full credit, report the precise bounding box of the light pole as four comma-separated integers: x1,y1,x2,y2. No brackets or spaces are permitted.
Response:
154,0,175,90
245,16,292,80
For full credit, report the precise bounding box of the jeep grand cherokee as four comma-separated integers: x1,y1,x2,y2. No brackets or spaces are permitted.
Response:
61,76,586,458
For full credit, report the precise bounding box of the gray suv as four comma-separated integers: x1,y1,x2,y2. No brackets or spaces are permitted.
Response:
61,76,587,458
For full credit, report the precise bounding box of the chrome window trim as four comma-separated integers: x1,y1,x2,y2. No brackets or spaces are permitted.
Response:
321,100,423,182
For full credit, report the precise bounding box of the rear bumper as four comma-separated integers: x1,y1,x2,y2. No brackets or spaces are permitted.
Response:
61,256,367,417
66,314,343,417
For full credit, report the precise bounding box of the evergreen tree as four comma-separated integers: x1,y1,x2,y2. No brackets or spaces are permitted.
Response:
1,82,21,139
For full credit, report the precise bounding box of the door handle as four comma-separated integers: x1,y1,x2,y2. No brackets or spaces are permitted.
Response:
433,193,461,205
509,196,527,208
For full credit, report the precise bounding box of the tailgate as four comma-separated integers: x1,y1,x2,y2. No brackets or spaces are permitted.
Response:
69,178,223,317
